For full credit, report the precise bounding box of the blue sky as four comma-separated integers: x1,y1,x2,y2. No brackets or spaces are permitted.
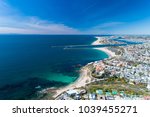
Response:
0,0,150,34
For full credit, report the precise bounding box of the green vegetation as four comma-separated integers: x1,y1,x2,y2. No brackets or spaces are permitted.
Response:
86,77,149,96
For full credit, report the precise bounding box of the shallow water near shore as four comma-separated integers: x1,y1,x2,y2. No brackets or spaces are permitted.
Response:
0,35,108,99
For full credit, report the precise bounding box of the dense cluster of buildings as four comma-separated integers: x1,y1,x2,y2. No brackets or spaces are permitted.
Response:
123,35,150,43
123,43,150,64
93,56,150,84
93,37,150,90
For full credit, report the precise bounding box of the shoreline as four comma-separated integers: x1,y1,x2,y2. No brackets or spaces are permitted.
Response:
92,36,116,58
52,65,92,98
52,36,116,99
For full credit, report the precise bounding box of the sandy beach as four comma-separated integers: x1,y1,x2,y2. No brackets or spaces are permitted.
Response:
53,66,92,98
53,36,115,98
92,36,116,57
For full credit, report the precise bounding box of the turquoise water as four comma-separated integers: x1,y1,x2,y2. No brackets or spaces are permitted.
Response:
0,35,108,99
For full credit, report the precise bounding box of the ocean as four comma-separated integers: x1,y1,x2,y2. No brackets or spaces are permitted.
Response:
0,35,108,99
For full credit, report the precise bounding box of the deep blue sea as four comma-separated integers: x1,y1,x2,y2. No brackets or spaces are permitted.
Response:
0,35,108,99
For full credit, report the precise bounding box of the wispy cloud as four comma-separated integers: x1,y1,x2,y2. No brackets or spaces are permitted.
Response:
111,18,150,35
83,22,124,34
0,17,80,34
91,22,124,29
0,0,80,34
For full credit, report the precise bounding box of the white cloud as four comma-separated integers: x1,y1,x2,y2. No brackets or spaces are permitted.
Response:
95,22,124,29
83,22,124,34
0,0,80,34
0,16,80,34
109,18,150,35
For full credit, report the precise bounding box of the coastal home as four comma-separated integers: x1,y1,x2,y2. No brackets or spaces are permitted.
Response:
105,92,114,100
66,89,79,96
75,94,81,100
89,93,96,100
105,96,115,100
